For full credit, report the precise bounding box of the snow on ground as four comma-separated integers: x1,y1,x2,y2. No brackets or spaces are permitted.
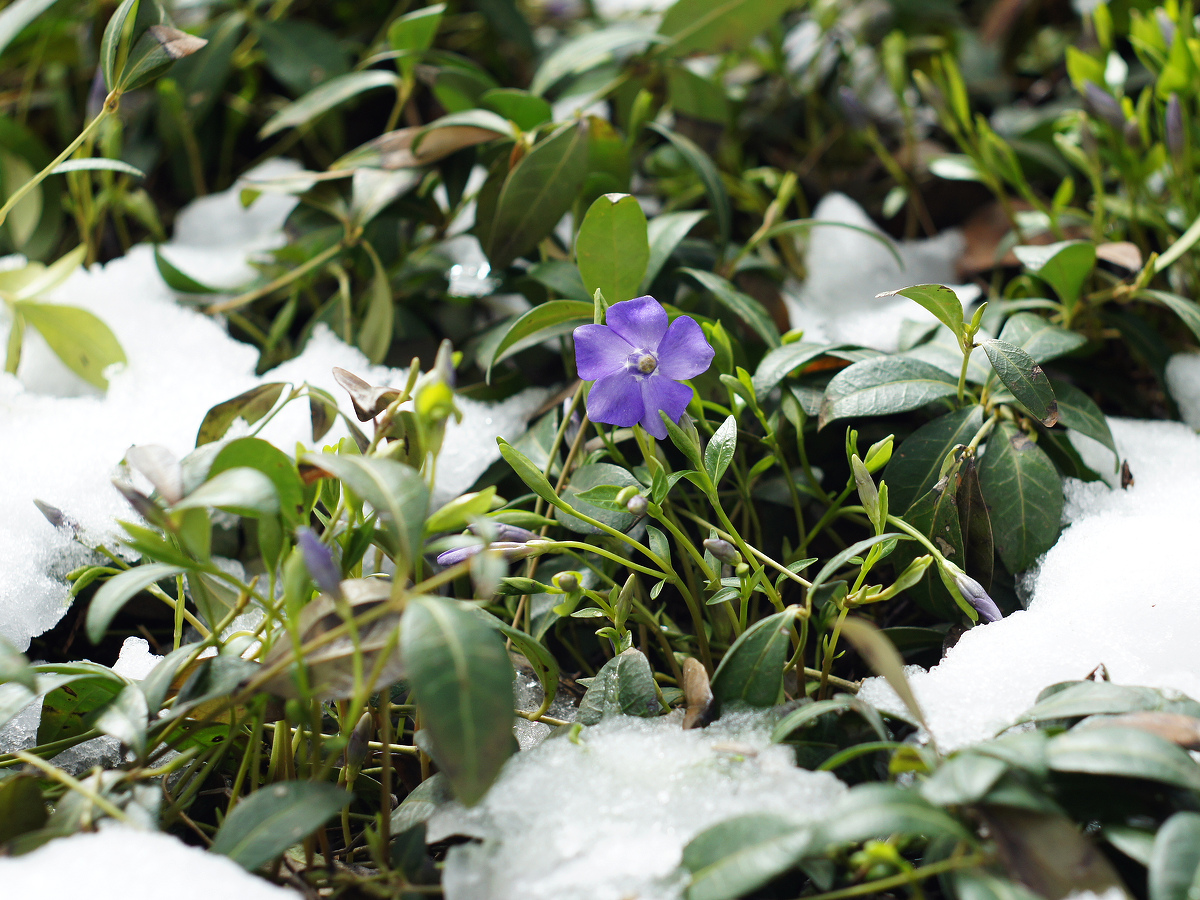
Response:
860,417,1200,751
430,710,846,900
0,161,545,651
0,825,297,900
784,193,979,352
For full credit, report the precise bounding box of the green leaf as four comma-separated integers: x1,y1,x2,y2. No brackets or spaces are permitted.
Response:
1139,290,1200,345
154,246,220,293
704,416,736,484
576,193,649,307
876,284,964,337
0,0,63,60
1149,813,1200,900
1012,241,1095,312
255,19,347,96
821,783,969,845
401,597,514,805
948,871,1045,900
387,3,444,80
100,0,140,91
820,357,957,429
997,312,1087,364
37,673,125,745
1050,380,1118,462
211,782,350,870
681,268,779,347
885,406,983,513
0,777,47,844
530,25,660,96
259,70,397,139
648,124,730,245
921,752,1008,806
752,341,832,398
710,608,797,709
171,467,280,518
486,299,593,380
479,88,551,131
196,383,286,446
94,682,149,755
981,339,1058,427
578,648,660,724
657,0,801,58
357,244,394,364
482,121,590,270
556,463,640,535
1047,726,1200,792
497,438,560,507
209,437,305,526
978,422,1063,573
810,534,905,592
0,636,34,692
642,210,706,291
683,814,813,900
15,302,126,390
838,618,929,732
299,454,427,577
895,475,968,620
1018,681,1200,725
88,563,186,644
467,606,559,708
117,25,209,92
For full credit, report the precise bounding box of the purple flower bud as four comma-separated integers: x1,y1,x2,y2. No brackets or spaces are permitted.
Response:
297,527,343,599
1083,82,1126,130
703,538,742,566
626,494,648,516
1166,94,1185,160
467,522,539,543
436,540,540,567
344,711,374,772
1157,9,1175,48
955,572,1002,623
837,86,870,131
573,296,714,440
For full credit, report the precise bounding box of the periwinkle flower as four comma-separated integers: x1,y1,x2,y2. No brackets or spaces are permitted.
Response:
954,571,1002,624
574,296,715,440
436,524,549,567
297,526,343,599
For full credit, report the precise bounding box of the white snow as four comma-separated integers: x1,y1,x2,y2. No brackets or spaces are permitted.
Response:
430,710,846,900
0,825,298,900
784,193,979,352
860,417,1200,751
0,163,546,651
111,636,164,681
1166,352,1200,430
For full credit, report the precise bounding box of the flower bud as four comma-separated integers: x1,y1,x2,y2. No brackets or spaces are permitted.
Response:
553,571,580,592
626,494,648,516
468,522,539,544
837,86,870,131
863,435,894,472
1166,93,1184,160
1084,82,1125,130
703,538,742,566
297,526,343,599
615,485,640,505
1157,8,1175,48
954,571,1002,623
344,711,374,774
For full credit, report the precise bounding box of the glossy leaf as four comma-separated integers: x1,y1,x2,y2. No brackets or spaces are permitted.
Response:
401,597,514,805
530,25,659,96
877,284,964,337
895,474,968,619
171,467,280,518
982,339,1058,426
1012,241,1095,311
488,301,594,381
1149,812,1200,900
648,123,730,245
576,193,649,307
480,88,551,131
578,648,660,724
15,301,126,390
998,312,1087,364
704,416,737,484
681,268,779,347
710,608,797,709
260,70,397,139
99,0,141,91
885,406,983,512
556,463,641,535
387,3,444,79
978,422,1063,573
820,357,957,429
683,814,813,900
1047,725,1200,792
209,438,305,525
88,563,186,644
211,781,350,870
821,783,969,844
1050,380,1118,461
37,674,125,745
752,342,833,398
196,383,286,446
483,121,590,270
497,438,560,507
642,210,706,291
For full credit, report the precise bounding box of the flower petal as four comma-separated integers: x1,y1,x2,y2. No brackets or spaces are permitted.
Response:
639,374,694,439
656,315,715,380
605,296,668,351
587,369,644,428
574,324,633,380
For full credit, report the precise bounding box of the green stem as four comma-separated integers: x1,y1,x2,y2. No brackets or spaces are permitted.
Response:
207,240,346,314
792,852,987,900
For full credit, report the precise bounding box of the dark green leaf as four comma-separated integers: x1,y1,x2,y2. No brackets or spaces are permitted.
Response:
648,123,730,245
15,302,126,390
1047,726,1200,792
357,244,394,364
1012,241,1095,311
681,268,779,347
948,870,1051,900
556,463,640,534
1141,290,1200,345
259,70,397,139
978,422,1063,573
893,472,967,619
922,751,1008,806
877,284,964,337
171,467,280,518
1050,380,1118,462
530,25,659,96
37,674,124,745
88,563,186,644
209,438,305,525
483,121,590,270
467,606,559,708
710,609,797,709
683,814,813,900
154,246,220,293
486,299,593,379
401,597,514,805
196,383,286,446
116,25,208,92
576,193,649,307
256,19,348,95
998,312,1087,364
820,357,957,429
821,783,969,844
642,210,706,291
752,342,833,398
810,533,905,592
982,339,1058,426
578,648,660,724
1017,681,1200,725
100,0,140,91
0,777,47,844
211,782,350,870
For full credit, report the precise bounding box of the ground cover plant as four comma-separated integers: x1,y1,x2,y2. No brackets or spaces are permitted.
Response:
7,0,1200,897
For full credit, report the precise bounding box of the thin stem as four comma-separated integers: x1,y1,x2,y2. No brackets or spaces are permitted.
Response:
16,751,129,823
792,852,987,900
207,240,345,314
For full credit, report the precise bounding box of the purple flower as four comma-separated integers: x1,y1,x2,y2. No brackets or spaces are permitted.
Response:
954,572,1002,624
436,538,548,567
573,296,714,440
297,527,343,599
